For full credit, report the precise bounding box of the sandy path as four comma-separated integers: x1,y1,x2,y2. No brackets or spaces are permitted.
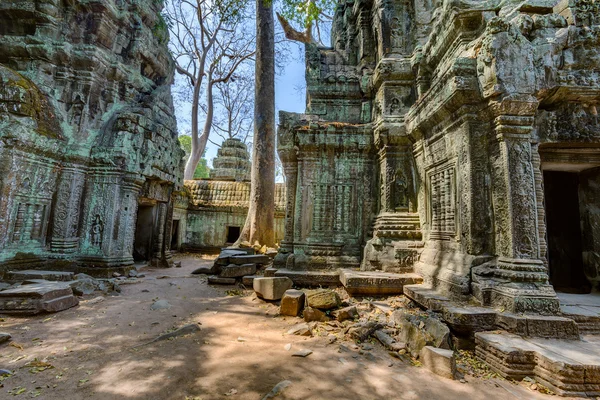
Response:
0,255,559,400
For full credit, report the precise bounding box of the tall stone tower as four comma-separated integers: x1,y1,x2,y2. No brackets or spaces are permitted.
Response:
210,138,251,181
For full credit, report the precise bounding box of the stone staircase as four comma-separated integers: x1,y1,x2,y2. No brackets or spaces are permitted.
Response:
404,284,600,397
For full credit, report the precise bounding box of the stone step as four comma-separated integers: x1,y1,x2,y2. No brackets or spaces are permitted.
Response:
405,284,580,341
6,270,74,282
559,293,600,335
339,269,423,296
475,331,600,397
273,269,340,287
0,282,78,314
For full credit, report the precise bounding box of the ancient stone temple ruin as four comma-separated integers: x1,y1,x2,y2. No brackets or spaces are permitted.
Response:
174,138,286,252
277,0,600,314
0,0,184,275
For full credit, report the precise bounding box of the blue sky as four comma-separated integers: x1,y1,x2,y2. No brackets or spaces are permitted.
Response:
176,47,307,168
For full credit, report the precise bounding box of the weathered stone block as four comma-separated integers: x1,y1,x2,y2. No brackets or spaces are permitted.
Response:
303,306,330,322
306,289,340,310
7,270,74,282
420,346,456,379
340,269,423,296
253,277,293,300
280,289,305,317
230,254,270,265
219,263,256,278
208,275,236,285
331,305,358,321
242,275,259,286
0,282,78,314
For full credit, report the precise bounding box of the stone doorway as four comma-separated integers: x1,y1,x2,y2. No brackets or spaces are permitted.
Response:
133,204,156,261
226,225,240,244
543,170,591,294
171,219,180,251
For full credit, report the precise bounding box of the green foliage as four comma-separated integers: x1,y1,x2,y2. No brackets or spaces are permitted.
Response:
193,157,210,179
153,13,169,44
178,135,211,179
279,0,336,27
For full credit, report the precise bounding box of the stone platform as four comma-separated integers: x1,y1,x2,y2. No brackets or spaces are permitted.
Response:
404,285,580,341
0,282,79,314
339,269,423,296
559,292,600,335
476,331,600,397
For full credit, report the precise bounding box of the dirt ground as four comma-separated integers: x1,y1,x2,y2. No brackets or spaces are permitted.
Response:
0,255,562,400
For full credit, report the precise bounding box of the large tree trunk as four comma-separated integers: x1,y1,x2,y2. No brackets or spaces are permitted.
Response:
237,0,275,247
184,77,214,180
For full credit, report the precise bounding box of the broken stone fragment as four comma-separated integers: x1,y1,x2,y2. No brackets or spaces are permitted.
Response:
280,289,306,317
208,276,237,285
303,306,330,322
0,332,11,344
374,330,405,351
69,278,97,296
150,299,171,310
347,321,383,342
192,265,220,275
331,305,358,322
419,346,456,380
253,277,293,300
219,263,257,278
306,289,341,310
292,349,313,357
285,323,312,336
393,310,451,357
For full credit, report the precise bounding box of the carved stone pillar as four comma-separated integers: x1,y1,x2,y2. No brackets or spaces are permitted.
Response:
486,98,559,314
50,165,86,253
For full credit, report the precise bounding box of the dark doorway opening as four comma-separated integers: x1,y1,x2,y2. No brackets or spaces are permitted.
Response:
133,205,156,261
171,219,180,250
226,226,240,244
544,171,591,294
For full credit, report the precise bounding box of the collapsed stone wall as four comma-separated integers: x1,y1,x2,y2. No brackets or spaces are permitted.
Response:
0,0,184,275
278,0,600,314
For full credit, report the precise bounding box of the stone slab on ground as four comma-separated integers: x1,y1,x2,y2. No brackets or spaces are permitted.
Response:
280,289,305,317
208,276,237,285
420,346,456,379
340,269,423,296
214,250,248,266
274,269,340,287
229,254,270,265
7,270,74,282
475,331,600,397
0,282,78,314
220,263,257,278
253,277,293,300
264,267,278,277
